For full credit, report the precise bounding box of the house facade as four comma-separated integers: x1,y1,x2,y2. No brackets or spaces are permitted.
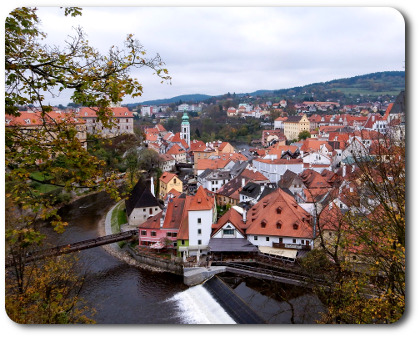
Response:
284,114,310,141
159,172,183,200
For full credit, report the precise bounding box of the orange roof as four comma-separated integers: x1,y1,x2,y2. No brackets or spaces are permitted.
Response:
174,196,192,240
188,186,214,211
162,196,185,230
240,169,269,182
300,139,332,153
145,133,158,142
212,208,246,235
166,144,186,155
189,140,206,151
196,158,232,171
245,189,313,238
78,106,133,118
159,172,177,184
6,111,85,126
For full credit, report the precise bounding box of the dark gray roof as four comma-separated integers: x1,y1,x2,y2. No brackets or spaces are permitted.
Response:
125,179,161,217
240,182,262,198
208,238,258,252
278,169,302,189
285,115,303,123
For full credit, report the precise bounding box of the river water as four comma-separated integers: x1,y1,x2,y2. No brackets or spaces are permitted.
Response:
45,191,322,324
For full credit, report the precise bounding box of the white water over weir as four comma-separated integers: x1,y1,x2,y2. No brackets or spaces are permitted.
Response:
168,284,237,324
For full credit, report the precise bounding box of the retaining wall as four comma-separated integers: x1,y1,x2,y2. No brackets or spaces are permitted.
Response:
126,246,184,275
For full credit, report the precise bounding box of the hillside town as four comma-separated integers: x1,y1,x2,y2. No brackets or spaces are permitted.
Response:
5,91,405,266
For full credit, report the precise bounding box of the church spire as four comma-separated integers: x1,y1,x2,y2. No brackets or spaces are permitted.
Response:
181,109,190,147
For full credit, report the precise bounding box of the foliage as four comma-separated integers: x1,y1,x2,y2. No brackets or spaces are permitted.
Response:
298,130,311,141
303,130,405,323
5,7,169,324
5,254,95,324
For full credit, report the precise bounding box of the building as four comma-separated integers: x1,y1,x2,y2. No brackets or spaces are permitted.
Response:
125,179,161,227
5,110,87,149
180,111,191,147
77,106,134,137
283,114,310,141
159,172,183,200
252,157,304,183
177,186,216,258
244,188,314,252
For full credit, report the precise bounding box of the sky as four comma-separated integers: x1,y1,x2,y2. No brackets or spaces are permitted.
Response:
30,6,406,105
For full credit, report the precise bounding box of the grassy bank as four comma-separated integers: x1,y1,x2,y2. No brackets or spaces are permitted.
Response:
110,200,127,234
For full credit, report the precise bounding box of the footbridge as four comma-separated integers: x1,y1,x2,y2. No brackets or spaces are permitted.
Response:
184,261,324,288
6,230,138,268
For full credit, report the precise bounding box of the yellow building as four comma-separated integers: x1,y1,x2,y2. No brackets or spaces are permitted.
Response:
284,114,310,141
159,172,183,199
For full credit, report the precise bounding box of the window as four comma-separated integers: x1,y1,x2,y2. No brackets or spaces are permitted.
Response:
293,239,296,243
174,178,176,184
293,224,299,230
276,222,282,229
301,240,304,244
223,229,234,235
198,240,202,245
181,240,185,245
266,237,270,242
141,230,147,236
197,229,202,235
149,208,153,215
254,236,258,241
197,218,201,224
151,231,157,237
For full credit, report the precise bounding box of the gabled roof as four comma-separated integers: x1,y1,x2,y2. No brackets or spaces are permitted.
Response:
160,172,178,184
278,169,304,189
212,207,247,235
240,168,269,182
188,186,214,211
166,143,186,155
125,180,160,217
216,175,248,199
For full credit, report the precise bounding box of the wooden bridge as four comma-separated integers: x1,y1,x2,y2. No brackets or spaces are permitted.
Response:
6,230,138,268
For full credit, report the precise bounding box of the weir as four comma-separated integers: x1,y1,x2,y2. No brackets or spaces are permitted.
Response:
203,276,266,324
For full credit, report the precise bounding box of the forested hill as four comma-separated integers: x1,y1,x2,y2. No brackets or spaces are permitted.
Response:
127,71,405,106
270,71,405,98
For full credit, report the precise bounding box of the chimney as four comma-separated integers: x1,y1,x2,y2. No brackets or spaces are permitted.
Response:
242,178,246,188
150,176,155,197
243,208,247,223
342,165,346,177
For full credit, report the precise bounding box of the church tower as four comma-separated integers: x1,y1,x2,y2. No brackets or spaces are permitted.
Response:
181,110,190,147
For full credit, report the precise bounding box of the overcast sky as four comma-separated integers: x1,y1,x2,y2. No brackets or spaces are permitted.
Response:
34,6,405,105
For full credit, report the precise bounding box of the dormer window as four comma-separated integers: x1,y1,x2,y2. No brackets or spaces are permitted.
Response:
293,223,299,230
261,219,267,228
24,119,31,124
276,221,282,229
276,206,282,214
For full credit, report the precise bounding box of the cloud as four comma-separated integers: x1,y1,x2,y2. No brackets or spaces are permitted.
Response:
34,6,405,104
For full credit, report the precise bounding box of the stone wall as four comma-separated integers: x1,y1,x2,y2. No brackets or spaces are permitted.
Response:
126,246,183,275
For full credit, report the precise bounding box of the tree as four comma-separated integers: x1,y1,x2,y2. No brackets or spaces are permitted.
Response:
301,130,405,323
298,130,311,141
5,7,170,323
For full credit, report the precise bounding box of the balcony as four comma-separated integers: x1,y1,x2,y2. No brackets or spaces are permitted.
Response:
272,242,311,250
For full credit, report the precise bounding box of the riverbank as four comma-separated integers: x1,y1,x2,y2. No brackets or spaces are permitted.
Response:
97,202,167,273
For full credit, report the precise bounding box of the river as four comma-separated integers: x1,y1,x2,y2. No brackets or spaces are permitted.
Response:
43,191,323,324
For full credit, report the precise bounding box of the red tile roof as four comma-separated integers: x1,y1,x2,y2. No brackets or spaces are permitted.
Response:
78,106,133,118
6,111,85,126
245,188,313,238
160,172,178,184
166,144,186,155
212,208,246,236
188,186,215,211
